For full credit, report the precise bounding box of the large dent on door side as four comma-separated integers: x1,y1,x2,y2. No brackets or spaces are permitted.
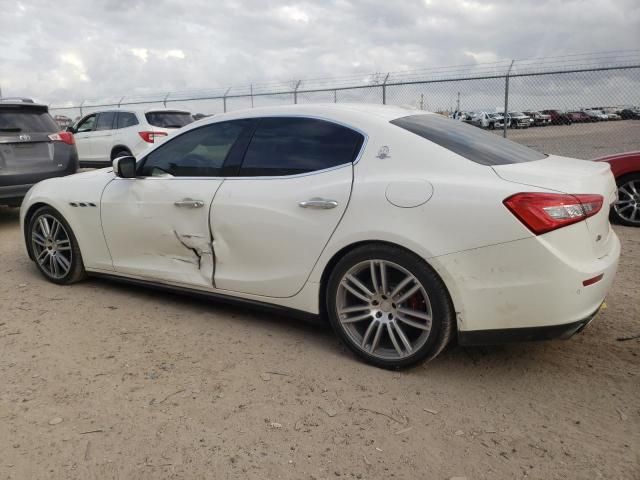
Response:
172,230,215,286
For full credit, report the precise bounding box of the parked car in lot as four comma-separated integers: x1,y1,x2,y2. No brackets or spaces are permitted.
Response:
69,108,194,168
618,108,640,120
508,112,531,128
596,151,640,227
567,111,596,123
0,100,78,206
488,112,510,129
523,111,551,126
584,109,608,121
470,112,499,130
20,104,620,368
541,109,573,125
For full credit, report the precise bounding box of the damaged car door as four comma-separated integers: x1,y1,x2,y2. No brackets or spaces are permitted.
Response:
100,120,255,288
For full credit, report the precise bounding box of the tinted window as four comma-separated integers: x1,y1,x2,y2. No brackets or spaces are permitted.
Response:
240,117,364,176
76,114,96,133
145,111,193,128
390,114,546,166
96,112,116,131
0,107,59,134
116,112,139,129
140,120,249,177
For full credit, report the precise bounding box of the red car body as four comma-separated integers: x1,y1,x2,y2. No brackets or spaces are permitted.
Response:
596,151,640,177
596,151,640,227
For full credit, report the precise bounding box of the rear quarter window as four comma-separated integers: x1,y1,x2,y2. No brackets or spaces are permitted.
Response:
390,114,546,166
0,107,59,134
145,112,194,128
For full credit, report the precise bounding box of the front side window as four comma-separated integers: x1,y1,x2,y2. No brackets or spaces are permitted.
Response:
390,114,546,166
239,117,364,177
96,112,116,131
139,120,250,177
76,114,96,133
116,112,139,129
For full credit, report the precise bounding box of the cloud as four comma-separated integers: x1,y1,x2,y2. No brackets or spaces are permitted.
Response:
0,0,638,106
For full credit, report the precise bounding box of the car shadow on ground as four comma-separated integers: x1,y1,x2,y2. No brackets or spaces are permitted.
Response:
0,205,20,226
90,274,550,377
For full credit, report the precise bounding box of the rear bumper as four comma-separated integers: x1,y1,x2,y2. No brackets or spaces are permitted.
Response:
431,222,620,335
0,183,33,201
458,304,601,345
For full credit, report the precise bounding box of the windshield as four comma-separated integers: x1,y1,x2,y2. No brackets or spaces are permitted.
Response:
0,107,58,133
145,111,194,128
390,114,546,166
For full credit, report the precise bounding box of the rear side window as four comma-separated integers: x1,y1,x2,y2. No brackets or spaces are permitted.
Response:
116,112,139,129
96,112,116,131
145,111,193,128
240,117,364,176
390,114,546,166
0,107,59,134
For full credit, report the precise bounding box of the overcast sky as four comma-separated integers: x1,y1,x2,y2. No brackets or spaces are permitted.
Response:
1,0,639,105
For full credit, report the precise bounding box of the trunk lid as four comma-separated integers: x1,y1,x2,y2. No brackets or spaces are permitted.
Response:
0,133,58,174
493,155,617,258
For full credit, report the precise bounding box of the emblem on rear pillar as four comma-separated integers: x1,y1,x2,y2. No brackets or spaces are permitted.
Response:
377,146,390,159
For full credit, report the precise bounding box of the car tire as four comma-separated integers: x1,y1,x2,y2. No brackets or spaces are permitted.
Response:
326,244,455,369
27,206,86,285
610,173,640,227
112,149,132,161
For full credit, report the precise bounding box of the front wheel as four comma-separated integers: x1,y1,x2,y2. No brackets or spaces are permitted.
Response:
326,244,454,369
611,173,640,227
27,206,86,284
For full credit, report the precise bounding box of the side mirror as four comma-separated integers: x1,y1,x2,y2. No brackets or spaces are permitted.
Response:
66,126,75,133
113,156,137,178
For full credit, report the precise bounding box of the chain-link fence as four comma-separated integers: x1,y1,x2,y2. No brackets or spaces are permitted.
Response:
49,51,640,159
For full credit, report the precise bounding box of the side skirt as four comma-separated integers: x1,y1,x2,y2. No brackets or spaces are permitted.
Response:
88,271,325,325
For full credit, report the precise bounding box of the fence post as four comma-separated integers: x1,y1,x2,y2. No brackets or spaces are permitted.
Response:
503,60,514,138
250,84,254,108
223,87,231,113
334,89,337,103
79,100,85,116
117,96,125,108
382,73,390,105
293,80,301,104
163,92,171,107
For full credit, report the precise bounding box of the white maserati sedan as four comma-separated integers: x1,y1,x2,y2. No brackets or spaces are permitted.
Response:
20,104,620,368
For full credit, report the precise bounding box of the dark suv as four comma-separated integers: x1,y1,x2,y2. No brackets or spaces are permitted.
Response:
0,100,78,206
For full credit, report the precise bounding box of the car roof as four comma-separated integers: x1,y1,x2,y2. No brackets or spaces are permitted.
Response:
202,103,429,123
81,107,191,116
0,101,48,109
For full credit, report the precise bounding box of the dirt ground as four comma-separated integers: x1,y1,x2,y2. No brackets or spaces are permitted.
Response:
497,119,640,159
0,205,639,480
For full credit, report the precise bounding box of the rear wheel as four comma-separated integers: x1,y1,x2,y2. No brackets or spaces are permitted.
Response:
28,206,86,284
326,244,454,369
611,173,640,227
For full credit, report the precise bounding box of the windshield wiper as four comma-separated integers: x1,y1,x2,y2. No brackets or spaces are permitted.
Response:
0,127,22,132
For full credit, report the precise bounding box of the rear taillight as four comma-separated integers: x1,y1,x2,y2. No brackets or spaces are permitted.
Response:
48,131,75,145
138,131,168,143
504,192,603,235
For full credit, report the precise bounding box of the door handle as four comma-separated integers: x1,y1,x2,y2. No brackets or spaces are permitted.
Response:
174,198,204,209
298,198,339,209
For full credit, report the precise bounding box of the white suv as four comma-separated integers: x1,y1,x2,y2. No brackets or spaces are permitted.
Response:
69,108,194,167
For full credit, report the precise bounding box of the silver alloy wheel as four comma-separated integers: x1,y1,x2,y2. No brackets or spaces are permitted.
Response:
31,214,73,279
615,179,640,225
336,260,433,360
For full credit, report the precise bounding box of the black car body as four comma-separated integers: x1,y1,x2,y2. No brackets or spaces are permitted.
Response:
618,109,640,120
0,101,78,206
